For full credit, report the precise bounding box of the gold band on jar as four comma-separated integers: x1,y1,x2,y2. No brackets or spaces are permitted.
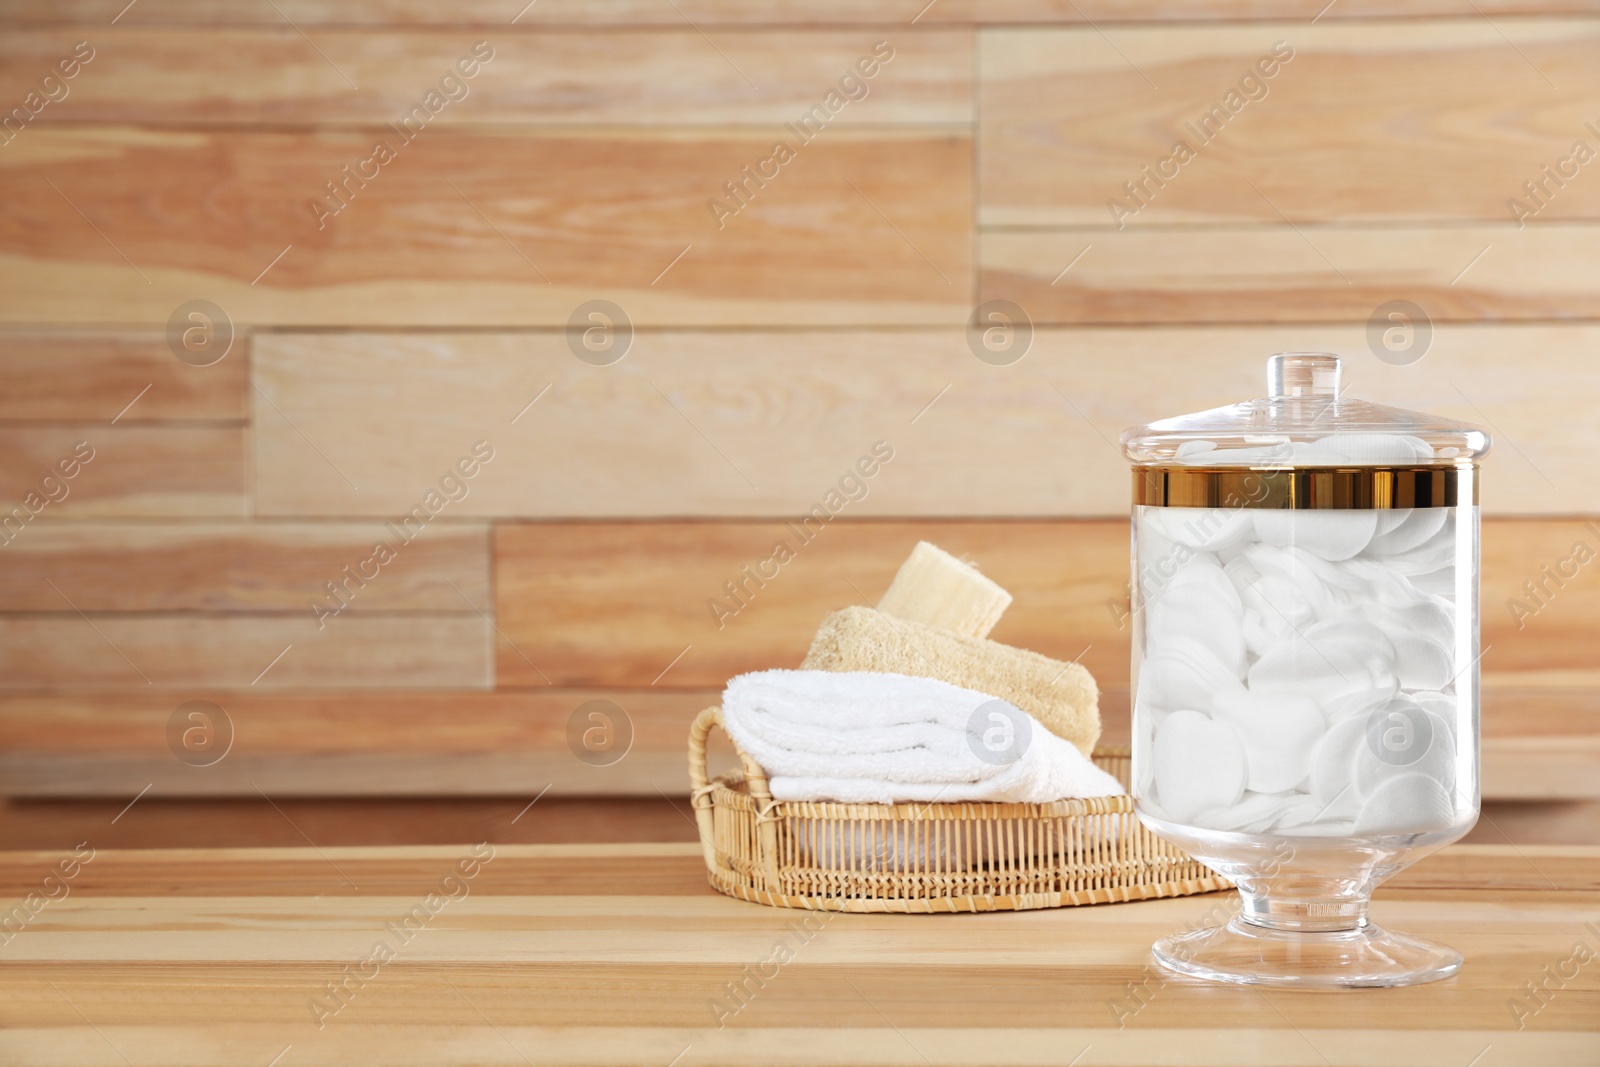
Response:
1132,465,1476,509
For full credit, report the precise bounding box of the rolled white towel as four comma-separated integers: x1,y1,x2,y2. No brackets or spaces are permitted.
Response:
720,669,1124,804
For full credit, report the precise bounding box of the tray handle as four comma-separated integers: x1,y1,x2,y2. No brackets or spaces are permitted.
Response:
688,705,781,892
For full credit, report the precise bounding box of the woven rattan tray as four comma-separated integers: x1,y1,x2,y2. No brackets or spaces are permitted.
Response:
688,706,1229,913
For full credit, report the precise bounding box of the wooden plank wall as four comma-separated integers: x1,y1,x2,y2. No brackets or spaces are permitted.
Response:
2,2,1598,839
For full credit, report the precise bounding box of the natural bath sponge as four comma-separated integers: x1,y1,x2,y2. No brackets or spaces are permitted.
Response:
875,541,1012,639
802,605,1101,758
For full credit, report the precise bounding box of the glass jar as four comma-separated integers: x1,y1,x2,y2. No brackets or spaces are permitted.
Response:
1120,352,1490,988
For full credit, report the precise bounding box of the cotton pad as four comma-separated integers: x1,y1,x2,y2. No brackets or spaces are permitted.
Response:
1153,710,1248,822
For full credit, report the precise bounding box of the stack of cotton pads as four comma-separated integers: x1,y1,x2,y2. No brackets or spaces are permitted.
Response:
1135,433,1465,838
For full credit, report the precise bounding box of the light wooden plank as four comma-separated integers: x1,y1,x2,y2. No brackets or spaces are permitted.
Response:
980,21,1600,226
0,680,1586,799
1479,681,1600,802
1482,519,1600,677
0,332,246,422
981,226,1600,324
0,754,693,801
254,327,1600,518
0,127,972,327
0,426,244,517
0,797,701,850
0,522,489,612
0,843,716,898
0,1023,1591,1067
9,892,1599,968
1463,800,1600,845
0,690,712,755
0,28,969,125
3,795,1590,852
1,841,1593,895
492,519,1600,688
493,520,1130,687
0,689,732,797
494,520,1600,689
23,525,1582,797
3,0,1595,25
0,615,491,689
0,847,1593,1065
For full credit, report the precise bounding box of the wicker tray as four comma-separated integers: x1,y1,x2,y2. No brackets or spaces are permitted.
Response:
688,706,1229,913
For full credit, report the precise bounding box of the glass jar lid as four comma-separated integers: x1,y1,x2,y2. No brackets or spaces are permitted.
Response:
1120,353,1491,468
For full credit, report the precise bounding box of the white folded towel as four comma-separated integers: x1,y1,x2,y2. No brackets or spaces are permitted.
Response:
720,669,1124,804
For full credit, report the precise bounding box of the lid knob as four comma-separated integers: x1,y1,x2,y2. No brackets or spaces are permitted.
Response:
1267,352,1340,399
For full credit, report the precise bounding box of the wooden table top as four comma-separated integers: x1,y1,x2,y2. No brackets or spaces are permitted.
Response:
3,843,1597,1066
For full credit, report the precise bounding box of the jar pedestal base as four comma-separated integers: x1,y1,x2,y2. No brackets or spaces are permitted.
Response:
1153,915,1462,989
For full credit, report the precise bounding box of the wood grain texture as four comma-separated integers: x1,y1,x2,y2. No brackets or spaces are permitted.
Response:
1479,682,1600,802
0,426,245,517
0,615,491,689
492,519,1600,687
0,681,1586,799
0,127,971,327
253,327,1600,519
0,845,1594,1066
1462,800,1600,845
0,521,489,612
4,0,1597,25
0,689,734,797
493,520,1128,687
980,21,1600,226
0,332,246,422
1482,519,1600,676
982,226,1600,324
3,796,1591,851
0,843,716,897
0,28,970,125
2,840,1593,896
3,0,1598,825
0,518,1584,798
0,796,701,850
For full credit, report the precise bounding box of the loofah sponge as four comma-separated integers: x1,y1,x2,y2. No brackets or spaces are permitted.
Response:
801,605,1101,758
875,541,1012,639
